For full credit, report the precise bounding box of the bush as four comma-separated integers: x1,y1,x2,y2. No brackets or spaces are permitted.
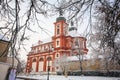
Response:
57,71,120,77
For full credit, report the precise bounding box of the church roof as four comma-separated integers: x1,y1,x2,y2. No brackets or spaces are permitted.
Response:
67,55,88,61
68,30,81,37
32,37,52,47
56,16,66,22
41,37,52,44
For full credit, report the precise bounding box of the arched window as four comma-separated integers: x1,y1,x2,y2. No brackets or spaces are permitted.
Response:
33,58,36,62
56,54,59,57
47,57,52,61
75,39,79,46
39,58,44,61
57,41,59,46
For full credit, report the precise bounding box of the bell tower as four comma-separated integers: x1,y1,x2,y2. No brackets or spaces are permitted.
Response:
52,10,68,50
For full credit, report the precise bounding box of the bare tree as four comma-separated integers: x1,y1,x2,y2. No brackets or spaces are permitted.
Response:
54,54,69,75
89,32,120,74
0,0,119,76
93,0,120,66
0,0,53,66
71,37,85,75
56,0,120,75
60,0,120,71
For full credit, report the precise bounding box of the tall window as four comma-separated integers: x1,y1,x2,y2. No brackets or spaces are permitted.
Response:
56,39,60,47
56,26,60,35
57,41,59,46
63,26,68,35
57,29,60,34
56,53,59,58
75,39,79,46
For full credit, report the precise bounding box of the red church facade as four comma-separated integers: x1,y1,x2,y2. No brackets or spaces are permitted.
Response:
26,16,88,73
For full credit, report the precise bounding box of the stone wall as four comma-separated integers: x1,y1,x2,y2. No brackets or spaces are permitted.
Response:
66,59,120,72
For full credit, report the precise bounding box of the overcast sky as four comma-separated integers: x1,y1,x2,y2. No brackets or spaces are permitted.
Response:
0,0,91,61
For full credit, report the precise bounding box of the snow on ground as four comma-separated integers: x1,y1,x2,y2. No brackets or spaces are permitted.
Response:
17,75,120,80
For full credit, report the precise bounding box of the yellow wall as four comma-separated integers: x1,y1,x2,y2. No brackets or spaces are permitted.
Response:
67,59,120,71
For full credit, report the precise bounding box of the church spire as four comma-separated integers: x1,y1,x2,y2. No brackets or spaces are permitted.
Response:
59,7,63,16
56,8,66,22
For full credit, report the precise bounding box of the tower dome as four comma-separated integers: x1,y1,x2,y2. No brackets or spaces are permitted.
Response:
56,8,66,22
69,27,77,31
68,21,79,37
56,16,66,22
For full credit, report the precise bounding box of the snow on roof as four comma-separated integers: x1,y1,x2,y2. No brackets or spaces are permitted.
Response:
68,28,83,37
68,33,80,37
67,55,90,61
41,37,52,44
67,54,106,62
0,34,9,41
67,56,79,61
32,37,52,46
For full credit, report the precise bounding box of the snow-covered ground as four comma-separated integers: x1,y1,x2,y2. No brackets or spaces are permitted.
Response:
17,75,120,80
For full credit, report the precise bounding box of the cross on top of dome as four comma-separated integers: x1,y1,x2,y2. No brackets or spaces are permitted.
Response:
59,7,63,16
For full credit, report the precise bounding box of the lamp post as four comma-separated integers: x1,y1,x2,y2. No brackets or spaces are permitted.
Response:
47,45,50,80
47,45,54,80
47,61,50,80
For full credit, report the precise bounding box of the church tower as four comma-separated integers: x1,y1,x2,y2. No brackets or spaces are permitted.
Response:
52,16,68,50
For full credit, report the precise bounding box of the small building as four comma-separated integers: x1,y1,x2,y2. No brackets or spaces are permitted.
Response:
26,16,88,73
0,34,18,80
0,37,9,62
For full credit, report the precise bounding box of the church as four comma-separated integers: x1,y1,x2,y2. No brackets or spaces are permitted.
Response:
26,15,88,73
